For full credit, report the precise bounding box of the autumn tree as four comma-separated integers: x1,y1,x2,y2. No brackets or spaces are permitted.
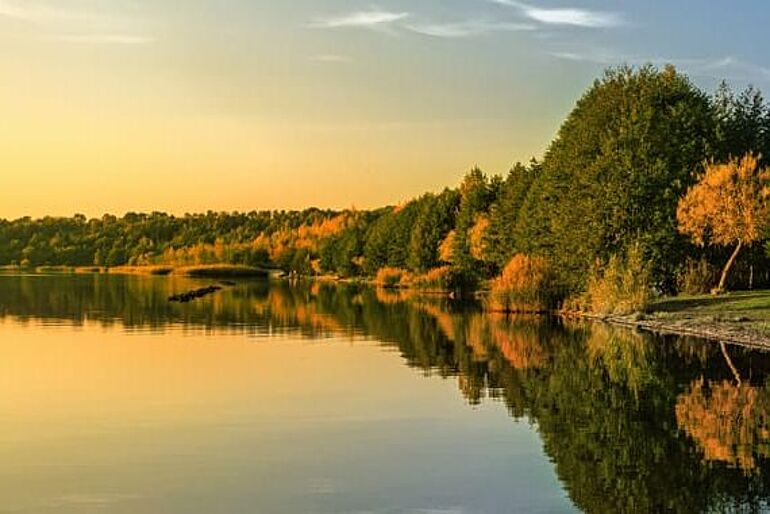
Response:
677,153,770,293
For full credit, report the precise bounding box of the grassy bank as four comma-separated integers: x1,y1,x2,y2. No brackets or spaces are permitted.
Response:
110,264,270,278
598,291,770,348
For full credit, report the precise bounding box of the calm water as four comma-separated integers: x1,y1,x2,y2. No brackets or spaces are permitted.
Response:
2,274,770,513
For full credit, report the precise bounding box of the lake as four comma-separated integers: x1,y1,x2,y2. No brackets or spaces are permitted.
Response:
1,273,770,513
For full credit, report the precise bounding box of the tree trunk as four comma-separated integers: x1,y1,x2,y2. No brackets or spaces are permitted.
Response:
715,240,743,294
720,342,741,385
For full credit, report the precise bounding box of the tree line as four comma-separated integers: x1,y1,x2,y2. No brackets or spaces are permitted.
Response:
4,64,770,302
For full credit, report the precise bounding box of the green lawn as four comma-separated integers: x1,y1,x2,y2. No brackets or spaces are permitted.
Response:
643,290,770,342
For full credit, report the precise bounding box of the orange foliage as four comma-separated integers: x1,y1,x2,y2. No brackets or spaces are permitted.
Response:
487,315,546,370
416,305,547,370
678,153,770,247
252,288,344,334
374,287,416,304
374,267,412,288
676,378,770,474
438,230,455,264
488,254,560,312
411,266,453,291
469,215,490,261
417,301,458,342
295,214,349,247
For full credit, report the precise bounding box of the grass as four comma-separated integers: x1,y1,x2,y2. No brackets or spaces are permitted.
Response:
174,264,269,278
632,290,770,346
35,265,76,273
651,291,770,319
109,265,174,275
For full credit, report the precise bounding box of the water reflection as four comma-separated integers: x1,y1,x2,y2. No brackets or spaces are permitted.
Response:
677,379,770,474
3,274,770,512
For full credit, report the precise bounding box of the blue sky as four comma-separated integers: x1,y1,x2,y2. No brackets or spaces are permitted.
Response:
1,1,769,217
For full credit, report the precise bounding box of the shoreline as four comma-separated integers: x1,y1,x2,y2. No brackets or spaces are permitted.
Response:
568,290,770,350
5,265,770,349
578,313,770,350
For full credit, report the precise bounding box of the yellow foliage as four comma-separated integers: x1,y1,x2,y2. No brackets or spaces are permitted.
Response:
374,267,412,288
295,214,349,247
412,266,453,291
438,230,455,264
468,215,490,261
374,287,416,304
585,243,651,316
678,153,770,247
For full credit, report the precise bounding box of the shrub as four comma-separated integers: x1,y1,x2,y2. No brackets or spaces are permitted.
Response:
487,254,562,313
374,267,412,288
412,266,453,291
585,243,651,316
677,257,717,295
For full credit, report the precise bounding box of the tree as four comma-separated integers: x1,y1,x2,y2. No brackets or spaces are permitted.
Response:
484,161,538,270
677,153,770,293
407,190,459,272
517,65,715,292
712,82,770,162
452,168,494,274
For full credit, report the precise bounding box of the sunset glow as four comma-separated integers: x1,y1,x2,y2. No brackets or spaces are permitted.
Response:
3,1,769,218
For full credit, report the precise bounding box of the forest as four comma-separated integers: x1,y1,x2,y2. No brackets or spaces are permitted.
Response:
4,65,770,313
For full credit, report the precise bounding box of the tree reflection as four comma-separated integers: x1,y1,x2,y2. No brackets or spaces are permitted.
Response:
677,379,770,474
4,274,770,511
586,324,657,397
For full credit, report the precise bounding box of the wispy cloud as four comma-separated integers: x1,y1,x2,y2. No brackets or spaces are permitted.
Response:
405,20,535,38
0,0,94,23
309,8,537,39
547,49,615,63
0,0,153,45
308,10,409,29
492,0,623,28
52,34,154,45
309,54,352,63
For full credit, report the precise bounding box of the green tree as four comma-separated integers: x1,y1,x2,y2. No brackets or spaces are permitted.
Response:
407,189,459,272
518,65,715,292
452,168,495,275
484,161,538,270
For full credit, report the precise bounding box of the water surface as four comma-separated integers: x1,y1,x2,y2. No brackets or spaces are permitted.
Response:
1,274,770,513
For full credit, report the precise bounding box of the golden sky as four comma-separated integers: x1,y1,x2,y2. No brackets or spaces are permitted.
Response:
2,0,768,218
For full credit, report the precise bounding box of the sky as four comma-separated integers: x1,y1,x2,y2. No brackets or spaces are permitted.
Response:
2,0,770,219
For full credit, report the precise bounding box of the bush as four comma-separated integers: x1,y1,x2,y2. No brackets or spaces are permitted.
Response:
487,254,562,313
412,266,453,291
585,244,651,316
374,267,412,288
411,266,476,292
677,257,717,295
